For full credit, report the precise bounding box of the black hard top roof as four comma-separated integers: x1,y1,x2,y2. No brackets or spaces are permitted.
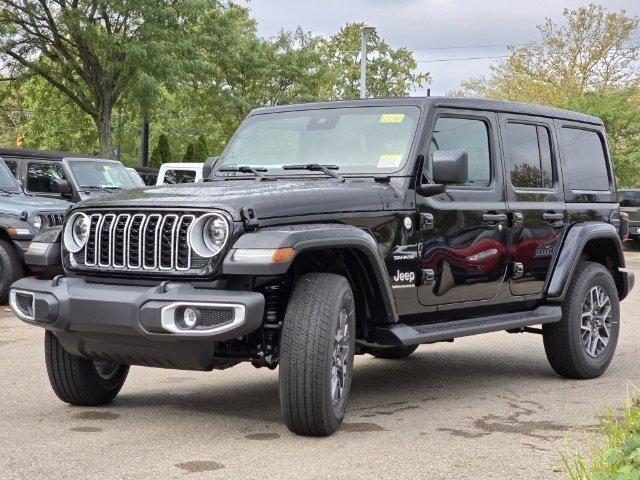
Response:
0,147,97,160
251,97,602,126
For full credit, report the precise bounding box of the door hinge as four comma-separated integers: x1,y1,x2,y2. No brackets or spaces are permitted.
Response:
420,213,434,230
421,268,435,285
512,262,524,279
511,212,523,227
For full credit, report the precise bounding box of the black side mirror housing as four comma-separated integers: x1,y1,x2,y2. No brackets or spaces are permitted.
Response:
52,179,71,195
432,149,468,184
202,156,219,180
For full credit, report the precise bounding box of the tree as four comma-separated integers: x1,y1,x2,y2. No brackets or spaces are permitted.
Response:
149,133,172,168
0,0,241,157
193,134,209,163
456,4,640,186
319,23,430,99
182,142,195,163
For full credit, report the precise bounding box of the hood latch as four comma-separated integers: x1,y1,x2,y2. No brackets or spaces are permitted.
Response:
241,206,259,231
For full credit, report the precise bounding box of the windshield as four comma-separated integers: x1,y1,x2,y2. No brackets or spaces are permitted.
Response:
68,161,137,189
215,106,421,176
0,159,21,193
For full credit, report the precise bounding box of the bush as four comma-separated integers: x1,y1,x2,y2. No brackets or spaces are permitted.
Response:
182,142,195,163
149,133,172,168
566,389,640,479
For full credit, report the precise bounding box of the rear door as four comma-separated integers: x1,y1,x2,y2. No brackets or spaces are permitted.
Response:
499,114,566,296
417,109,509,306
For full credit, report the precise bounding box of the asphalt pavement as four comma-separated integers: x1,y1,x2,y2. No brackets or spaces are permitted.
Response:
2,250,640,479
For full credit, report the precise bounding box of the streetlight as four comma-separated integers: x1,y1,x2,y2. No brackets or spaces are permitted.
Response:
360,26,376,99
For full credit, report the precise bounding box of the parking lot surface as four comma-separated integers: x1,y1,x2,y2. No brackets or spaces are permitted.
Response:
2,250,640,480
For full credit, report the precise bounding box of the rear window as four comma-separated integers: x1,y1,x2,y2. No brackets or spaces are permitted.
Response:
163,169,196,184
4,160,17,177
560,127,610,191
619,190,640,207
506,123,554,189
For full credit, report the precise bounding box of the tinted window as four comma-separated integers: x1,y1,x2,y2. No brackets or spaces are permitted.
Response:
507,123,553,189
619,190,640,207
163,169,196,184
68,161,136,189
561,127,609,191
427,117,491,187
27,162,66,193
4,160,17,177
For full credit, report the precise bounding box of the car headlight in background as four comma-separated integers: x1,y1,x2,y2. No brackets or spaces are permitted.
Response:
63,212,89,253
189,212,230,258
32,214,43,231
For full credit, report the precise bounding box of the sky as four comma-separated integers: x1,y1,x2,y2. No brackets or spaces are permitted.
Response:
241,0,640,96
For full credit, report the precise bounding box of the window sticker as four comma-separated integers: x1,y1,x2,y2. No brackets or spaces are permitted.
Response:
377,153,403,168
380,113,405,124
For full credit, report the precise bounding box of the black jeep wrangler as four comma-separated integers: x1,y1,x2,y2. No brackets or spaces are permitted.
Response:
10,98,634,436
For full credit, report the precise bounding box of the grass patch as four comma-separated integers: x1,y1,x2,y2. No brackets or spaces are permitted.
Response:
565,387,640,479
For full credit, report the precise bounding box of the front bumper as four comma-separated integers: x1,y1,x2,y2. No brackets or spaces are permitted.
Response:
9,277,264,370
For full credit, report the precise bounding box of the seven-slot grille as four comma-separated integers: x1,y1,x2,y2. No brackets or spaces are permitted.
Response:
44,213,65,226
78,212,197,272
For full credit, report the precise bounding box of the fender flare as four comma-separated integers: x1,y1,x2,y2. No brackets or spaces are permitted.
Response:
547,222,631,301
222,224,398,322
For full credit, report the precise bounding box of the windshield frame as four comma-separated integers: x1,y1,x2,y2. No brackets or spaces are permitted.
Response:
212,103,425,179
0,158,22,194
67,159,137,189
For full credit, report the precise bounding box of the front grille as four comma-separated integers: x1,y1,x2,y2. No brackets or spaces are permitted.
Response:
44,213,65,226
199,308,234,328
74,211,206,274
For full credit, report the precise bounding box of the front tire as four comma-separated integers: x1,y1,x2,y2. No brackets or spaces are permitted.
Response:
45,331,129,406
543,261,620,379
279,273,356,436
0,239,24,304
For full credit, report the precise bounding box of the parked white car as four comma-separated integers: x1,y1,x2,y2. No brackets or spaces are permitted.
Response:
156,162,203,184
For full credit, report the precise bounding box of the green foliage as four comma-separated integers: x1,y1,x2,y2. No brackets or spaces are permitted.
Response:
192,135,209,163
149,133,172,168
182,142,196,163
565,391,640,479
455,3,640,186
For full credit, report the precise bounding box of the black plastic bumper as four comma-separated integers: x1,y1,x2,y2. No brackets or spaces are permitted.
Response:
9,276,265,370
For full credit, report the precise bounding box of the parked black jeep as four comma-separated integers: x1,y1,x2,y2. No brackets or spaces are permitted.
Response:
10,98,634,436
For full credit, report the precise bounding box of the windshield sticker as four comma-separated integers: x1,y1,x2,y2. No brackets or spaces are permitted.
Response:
380,113,405,123
377,154,403,168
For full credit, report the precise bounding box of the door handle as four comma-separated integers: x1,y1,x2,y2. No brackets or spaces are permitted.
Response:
542,212,564,222
482,213,508,224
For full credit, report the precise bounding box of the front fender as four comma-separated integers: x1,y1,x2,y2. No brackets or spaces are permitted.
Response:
222,224,398,322
547,222,631,301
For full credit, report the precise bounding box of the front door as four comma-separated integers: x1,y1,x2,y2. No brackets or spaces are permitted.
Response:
417,110,509,306
499,114,567,295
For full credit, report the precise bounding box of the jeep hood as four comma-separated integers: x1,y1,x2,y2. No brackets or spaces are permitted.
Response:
0,193,70,216
74,179,389,221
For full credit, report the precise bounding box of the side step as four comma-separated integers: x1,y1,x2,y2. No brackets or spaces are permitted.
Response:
373,306,562,346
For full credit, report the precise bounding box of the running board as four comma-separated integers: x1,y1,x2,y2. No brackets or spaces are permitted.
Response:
373,306,562,346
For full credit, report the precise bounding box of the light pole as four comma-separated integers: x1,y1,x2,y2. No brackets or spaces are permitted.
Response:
360,26,375,99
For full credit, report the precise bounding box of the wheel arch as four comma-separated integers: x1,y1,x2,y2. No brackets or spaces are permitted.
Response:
547,222,632,301
223,224,399,327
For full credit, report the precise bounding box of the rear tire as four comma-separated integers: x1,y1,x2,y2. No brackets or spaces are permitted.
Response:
0,239,24,304
45,331,129,406
543,261,620,379
371,344,419,359
279,273,356,436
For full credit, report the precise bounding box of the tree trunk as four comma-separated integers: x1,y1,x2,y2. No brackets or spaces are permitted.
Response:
94,107,114,159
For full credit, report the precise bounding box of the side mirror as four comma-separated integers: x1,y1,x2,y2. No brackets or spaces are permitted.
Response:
52,179,71,195
202,156,219,180
432,149,468,184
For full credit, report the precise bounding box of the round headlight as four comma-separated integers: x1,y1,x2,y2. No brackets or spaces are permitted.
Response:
63,212,90,253
32,214,43,231
189,213,230,258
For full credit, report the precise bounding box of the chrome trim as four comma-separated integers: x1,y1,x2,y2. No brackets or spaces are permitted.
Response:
159,214,179,270
127,214,146,269
112,214,132,268
84,213,102,266
175,214,195,271
98,214,116,268
158,301,245,335
9,289,35,322
142,214,162,270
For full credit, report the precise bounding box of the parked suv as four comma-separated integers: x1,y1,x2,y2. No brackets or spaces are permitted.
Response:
10,98,633,436
619,189,640,241
11,155,139,202
0,158,69,302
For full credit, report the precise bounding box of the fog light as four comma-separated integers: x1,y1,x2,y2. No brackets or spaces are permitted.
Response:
183,308,200,328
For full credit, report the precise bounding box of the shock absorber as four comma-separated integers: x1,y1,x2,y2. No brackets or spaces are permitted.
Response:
254,280,285,369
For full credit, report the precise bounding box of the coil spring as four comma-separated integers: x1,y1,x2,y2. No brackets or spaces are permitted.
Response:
264,283,282,324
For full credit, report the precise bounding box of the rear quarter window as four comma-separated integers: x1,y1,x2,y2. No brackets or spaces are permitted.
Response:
560,127,610,191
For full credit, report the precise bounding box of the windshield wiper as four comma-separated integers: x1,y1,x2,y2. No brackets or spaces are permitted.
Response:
81,185,124,192
282,163,344,182
217,166,269,181
0,187,17,194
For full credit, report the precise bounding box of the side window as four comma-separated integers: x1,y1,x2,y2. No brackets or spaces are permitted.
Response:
27,162,66,193
5,160,17,177
427,117,491,187
163,169,196,184
506,123,554,189
560,127,610,191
